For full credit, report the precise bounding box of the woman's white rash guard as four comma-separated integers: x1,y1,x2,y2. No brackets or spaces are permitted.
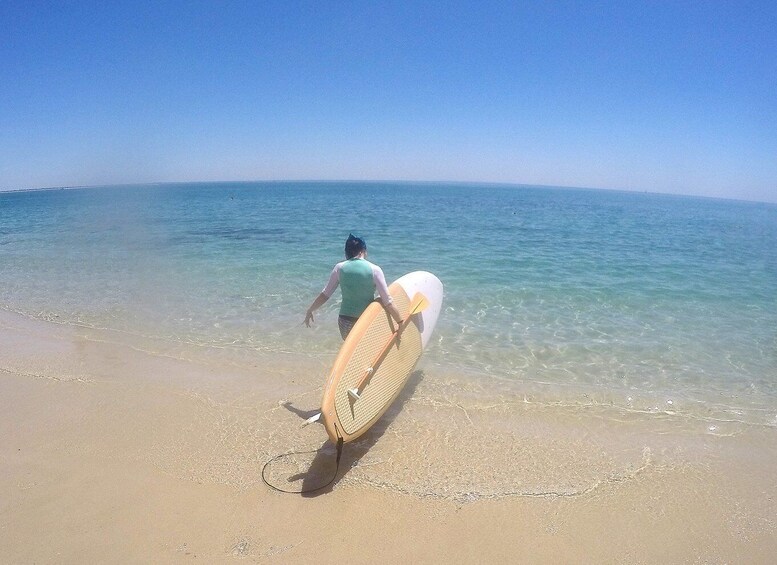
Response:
320,260,394,306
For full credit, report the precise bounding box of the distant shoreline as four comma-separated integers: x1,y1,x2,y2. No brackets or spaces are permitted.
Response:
1,179,773,206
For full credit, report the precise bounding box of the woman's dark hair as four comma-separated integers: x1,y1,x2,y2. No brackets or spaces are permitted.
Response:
345,233,366,259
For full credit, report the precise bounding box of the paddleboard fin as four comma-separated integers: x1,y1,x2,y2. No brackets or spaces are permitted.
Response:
301,412,322,428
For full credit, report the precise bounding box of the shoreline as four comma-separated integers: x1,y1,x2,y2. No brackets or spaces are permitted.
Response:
1,310,776,562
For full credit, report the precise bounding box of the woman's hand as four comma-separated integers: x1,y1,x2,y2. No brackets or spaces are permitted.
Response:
386,302,403,326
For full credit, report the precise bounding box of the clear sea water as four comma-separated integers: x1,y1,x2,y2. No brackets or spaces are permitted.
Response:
2,182,776,433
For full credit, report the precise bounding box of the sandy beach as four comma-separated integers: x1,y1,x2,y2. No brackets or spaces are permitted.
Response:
1,309,776,563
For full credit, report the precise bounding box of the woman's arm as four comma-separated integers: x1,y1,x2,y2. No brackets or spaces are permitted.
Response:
372,265,403,325
304,292,330,327
384,301,403,327
305,264,341,327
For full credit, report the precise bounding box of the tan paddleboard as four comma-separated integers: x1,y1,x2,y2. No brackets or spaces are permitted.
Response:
320,271,443,443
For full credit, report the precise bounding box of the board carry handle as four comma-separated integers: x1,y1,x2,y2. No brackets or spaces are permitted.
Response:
347,292,429,401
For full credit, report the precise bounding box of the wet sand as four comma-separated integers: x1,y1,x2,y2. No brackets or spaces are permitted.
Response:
1,310,776,563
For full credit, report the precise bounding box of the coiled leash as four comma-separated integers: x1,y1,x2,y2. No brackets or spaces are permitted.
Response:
261,424,344,494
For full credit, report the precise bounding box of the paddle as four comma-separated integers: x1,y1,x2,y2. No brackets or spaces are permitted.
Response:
347,292,429,401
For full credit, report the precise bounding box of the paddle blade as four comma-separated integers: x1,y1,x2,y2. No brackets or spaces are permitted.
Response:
408,293,429,316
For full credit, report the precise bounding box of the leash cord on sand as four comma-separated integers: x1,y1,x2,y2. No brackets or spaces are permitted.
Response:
262,435,344,494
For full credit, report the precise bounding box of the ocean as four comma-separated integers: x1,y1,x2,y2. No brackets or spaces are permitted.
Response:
2,182,776,420
2,181,777,499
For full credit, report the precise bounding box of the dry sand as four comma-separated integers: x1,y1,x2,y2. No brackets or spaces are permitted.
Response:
1,310,776,563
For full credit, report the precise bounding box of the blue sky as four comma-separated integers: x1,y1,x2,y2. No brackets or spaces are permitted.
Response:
2,1,776,202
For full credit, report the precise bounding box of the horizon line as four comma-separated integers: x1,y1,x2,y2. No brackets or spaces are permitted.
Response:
0,178,774,206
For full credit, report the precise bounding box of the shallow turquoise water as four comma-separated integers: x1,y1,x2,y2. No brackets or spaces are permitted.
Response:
1,182,776,427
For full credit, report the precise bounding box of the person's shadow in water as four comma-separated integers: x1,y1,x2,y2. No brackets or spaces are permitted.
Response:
278,369,424,497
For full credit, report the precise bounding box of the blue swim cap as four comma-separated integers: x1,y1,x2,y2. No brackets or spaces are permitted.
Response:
345,233,366,258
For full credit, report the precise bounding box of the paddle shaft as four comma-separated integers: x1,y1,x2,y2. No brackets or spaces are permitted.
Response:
351,293,428,394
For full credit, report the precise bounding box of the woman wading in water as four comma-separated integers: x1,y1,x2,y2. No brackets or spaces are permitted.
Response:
304,234,402,339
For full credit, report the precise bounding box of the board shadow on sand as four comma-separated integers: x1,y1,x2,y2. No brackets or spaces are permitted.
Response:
273,369,425,497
